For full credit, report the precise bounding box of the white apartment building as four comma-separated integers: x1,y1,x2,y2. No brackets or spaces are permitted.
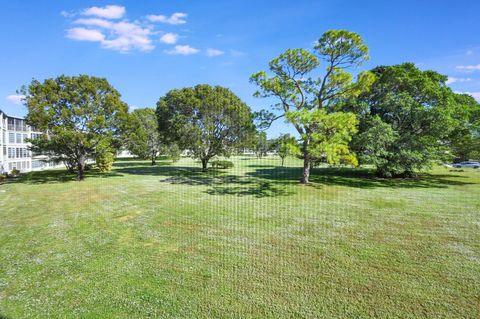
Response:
0,109,60,174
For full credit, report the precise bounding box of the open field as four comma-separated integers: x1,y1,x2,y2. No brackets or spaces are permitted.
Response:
0,157,479,318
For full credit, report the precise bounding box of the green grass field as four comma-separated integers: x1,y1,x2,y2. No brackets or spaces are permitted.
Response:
0,157,479,318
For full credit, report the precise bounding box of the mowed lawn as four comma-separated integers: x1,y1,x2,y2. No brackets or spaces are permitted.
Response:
0,157,479,318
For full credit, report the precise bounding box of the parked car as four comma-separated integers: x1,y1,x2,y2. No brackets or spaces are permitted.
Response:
452,161,480,168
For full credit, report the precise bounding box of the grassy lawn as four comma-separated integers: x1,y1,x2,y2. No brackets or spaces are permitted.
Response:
0,157,479,318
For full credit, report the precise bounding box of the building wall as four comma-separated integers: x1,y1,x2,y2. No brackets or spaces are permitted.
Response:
0,110,63,174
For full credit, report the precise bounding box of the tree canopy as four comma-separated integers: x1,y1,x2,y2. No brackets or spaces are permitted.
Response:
250,29,373,183
273,133,297,166
344,63,480,176
156,84,255,171
124,108,162,165
24,75,128,180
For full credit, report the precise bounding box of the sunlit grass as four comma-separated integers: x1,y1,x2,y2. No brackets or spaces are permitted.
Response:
0,157,479,318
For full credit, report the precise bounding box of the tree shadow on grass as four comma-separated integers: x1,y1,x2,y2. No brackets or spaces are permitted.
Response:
112,160,172,168
247,166,473,189
165,173,292,198
10,169,123,185
115,164,293,198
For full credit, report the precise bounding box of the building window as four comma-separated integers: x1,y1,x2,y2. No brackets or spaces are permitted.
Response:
9,133,15,143
15,119,25,131
7,118,14,130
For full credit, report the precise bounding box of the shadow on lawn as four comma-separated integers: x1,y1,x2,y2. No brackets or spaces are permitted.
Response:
11,169,122,185
11,161,472,195
115,164,293,198
247,166,473,189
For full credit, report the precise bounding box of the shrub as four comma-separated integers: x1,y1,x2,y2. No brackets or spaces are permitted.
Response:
0,175,6,184
96,152,114,172
211,160,234,169
10,169,20,176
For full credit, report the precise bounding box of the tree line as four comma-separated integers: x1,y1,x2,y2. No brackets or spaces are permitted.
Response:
21,30,480,182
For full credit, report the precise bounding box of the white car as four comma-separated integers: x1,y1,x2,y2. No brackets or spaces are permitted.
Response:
452,161,480,169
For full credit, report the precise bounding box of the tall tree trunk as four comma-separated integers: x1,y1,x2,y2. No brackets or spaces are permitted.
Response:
281,157,285,167
77,154,86,181
201,158,208,172
301,139,310,184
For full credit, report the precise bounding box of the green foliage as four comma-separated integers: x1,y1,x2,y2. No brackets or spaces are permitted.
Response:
160,144,182,162
446,93,480,161
274,134,297,166
23,75,128,180
124,108,161,164
345,63,478,177
287,109,359,166
250,29,370,182
10,169,20,176
157,84,255,171
95,151,114,172
314,30,369,66
253,132,274,158
210,160,234,169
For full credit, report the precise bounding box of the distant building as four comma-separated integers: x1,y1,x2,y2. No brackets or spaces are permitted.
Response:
0,109,63,174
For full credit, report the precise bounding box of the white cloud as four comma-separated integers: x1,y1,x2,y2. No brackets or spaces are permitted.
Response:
82,5,125,19
446,77,472,85
456,64,480,72
74,18,113,29
160,33,178,44
69,19,154,52
466,50,473,55
165,45,199,55
147,12,187,25
206,48,224,57
101,21,154,52
66,27,105,42
6,94,26,105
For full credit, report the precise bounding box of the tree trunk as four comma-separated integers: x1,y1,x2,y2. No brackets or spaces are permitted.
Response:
281,157,285,167
201,158,208,172
301,140,310,184
151,151,156,166
77,154,86,181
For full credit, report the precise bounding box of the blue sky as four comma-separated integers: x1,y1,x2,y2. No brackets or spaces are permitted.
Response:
1,0,479,137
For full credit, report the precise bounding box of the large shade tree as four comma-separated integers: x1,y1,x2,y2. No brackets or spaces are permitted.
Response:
24,75,128,180
446,93,480,161
156,84,255,171
344,63,480,176
124,108,162,165
250,30,373,183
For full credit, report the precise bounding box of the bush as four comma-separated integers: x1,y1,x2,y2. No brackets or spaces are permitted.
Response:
0,175,6,184
10,169,20,176
210,160,234,169
96,152,114,172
